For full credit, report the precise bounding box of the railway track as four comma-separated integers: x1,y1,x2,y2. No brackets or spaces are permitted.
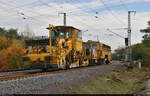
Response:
0,61,123,82
0,64,109,82
0,69,31,73
0,69,42,77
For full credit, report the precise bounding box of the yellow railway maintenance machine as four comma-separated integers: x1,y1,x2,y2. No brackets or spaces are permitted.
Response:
22,24,89,70
102,43,112,63
83,40,111,65
83,40,103,65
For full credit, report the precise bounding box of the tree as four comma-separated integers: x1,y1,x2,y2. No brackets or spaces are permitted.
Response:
112,21,150,67
0,27,25,70
0,27,22,40
140,21,150,46
6,29,19,40
131,43,143,60
112,47,125,60
22,24,35,39
0,36,24,70
0,36,12,50
137,20,150,66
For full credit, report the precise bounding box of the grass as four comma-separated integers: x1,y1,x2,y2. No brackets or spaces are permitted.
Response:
70,66,150,94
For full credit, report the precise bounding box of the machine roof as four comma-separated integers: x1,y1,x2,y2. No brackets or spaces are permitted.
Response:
46,25,81,31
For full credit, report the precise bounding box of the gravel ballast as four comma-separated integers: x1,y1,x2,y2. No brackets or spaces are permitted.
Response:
0,69,41,77
0,63,122,94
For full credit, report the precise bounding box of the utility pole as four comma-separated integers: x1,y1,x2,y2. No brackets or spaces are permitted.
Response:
58,12,66,26
97,35,100,42
127,11,136,68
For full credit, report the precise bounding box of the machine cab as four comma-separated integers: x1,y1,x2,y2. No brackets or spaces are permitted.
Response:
47,25,83,53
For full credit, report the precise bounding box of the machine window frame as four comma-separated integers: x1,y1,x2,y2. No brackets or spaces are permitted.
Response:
56,27,72,39
92,44,97,49
66,28,72,38
84,44,91,56
75,29,82,39
85,44,90,49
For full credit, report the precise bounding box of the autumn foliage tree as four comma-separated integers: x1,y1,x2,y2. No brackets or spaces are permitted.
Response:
0,37,24,70
0,28,25,71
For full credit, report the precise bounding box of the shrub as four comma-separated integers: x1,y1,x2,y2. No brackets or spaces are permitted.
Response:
0,36,12,50
0,37,24,70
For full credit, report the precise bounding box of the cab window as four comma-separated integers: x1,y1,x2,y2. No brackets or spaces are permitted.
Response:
51,29,57,38
92,44,97,49
56,27,72,38
66,28,72,38
59,32,65,38
75,29,82,39
69,28,72,38
85,44,90,49
85,44,90,56
92,44,97,48
66,32,69,38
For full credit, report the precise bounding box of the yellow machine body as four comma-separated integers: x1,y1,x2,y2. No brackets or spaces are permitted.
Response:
83,40,111,65
101,44,112,62
22,25,88,69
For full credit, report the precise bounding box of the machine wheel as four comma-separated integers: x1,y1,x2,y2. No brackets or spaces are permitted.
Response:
77,60,80,68
97,59,100,65
79,58,83,67
102,59,105,64
104,58,110,65
62,58,70,70
62,59,66,70
42,68,48,72
92,59,97,65
41,64,48,71
98,59,104,65
92,59,94,64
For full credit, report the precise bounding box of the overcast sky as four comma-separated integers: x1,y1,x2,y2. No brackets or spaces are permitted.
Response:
0,0,150,51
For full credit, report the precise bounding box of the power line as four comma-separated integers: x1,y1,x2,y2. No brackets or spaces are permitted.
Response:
62,0,127,34
99,0,127,26
53,0,100,30
66,0,127,27
60,0,105,26
0,1,47,25
106,28,125,39
38,0,60,11
1,0,39,12
10,0,99,33
58,0,111,42
0,0,128,47
22,0,127,30
0,1,47,19
66,0,128,17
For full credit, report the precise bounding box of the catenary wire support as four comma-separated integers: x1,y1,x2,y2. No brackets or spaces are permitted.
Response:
58,12,67,26
106,28,125,39
106,28,129,62
127,11,136,68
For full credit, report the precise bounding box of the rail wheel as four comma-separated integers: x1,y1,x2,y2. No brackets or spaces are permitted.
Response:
62,58,70,70
98,59,103,65
61,59,66,70
42,67,48,72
